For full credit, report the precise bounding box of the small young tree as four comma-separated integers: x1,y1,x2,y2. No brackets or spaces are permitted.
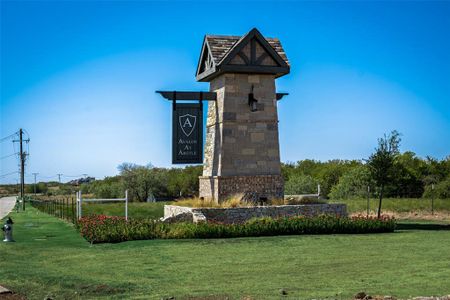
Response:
366,130,401,218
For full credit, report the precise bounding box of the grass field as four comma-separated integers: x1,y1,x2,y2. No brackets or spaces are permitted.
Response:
330,197,450,214
82,201,167,219
78,197,450,221
1,206,449,299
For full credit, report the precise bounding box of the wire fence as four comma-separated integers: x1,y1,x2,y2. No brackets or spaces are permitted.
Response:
29,197,77,224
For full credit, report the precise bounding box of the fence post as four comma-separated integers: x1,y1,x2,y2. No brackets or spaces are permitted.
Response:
67,197,70,220
367,186,370,217
431,183,435,215
71,197,75,223
125,190,128,221
79,191,82,219
76,191,80,220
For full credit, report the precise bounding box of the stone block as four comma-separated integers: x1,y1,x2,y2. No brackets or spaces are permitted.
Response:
242,148,255,155
223,112,236,121
192,212,207,223
267,123,278,131
248,75,260,83
268,149,278,157
225,137,236,143
223,128,233,136
251,132,265,142
237,113,250,121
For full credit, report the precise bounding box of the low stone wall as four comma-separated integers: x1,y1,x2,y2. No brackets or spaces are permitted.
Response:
163,203,347,224
199,175,284,202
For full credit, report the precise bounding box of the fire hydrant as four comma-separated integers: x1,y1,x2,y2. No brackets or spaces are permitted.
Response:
2,217,15,242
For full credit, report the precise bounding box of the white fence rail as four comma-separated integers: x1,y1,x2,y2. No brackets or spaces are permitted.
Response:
76,190,128,220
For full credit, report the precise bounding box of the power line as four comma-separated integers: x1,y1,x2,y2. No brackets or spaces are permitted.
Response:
0,131,18,143
0,153,18,160
38,175,58,179
0,171,19,178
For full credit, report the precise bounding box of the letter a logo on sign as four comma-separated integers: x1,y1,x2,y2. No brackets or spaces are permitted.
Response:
179,114,196,137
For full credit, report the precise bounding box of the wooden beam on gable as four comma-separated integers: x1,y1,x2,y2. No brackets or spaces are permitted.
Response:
220,65,289,75
219,28,289,69
156,91,217,101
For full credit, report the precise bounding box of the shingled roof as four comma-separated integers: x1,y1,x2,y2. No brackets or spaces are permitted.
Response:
205,35,290,66
196,28,290,82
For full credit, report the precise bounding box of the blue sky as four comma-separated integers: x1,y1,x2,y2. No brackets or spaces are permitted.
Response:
1,1,449,183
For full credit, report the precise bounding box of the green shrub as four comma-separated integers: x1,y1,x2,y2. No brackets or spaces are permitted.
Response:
329,165,372,199
78,215,396,243
423,177,450,199
285,174,319,195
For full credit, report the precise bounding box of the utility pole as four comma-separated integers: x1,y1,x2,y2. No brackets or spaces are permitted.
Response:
57,173,63,183
19,128,25,210
32,173,39,196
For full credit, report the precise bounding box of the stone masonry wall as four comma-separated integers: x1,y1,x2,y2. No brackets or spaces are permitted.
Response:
199,175,283,201
200,73,283,202
164,204,348,224
203,73,281,177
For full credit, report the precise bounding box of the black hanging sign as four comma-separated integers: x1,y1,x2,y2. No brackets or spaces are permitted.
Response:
172,103,203,164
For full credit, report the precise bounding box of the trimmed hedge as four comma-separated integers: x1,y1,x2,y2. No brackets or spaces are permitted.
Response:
77,215,396,244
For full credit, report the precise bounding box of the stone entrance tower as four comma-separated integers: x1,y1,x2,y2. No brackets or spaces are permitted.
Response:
196,28,290,202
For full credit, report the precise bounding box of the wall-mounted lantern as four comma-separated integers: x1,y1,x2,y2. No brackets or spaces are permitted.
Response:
248,85,258,112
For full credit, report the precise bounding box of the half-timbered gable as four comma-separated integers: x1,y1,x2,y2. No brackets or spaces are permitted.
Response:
196,28,290,82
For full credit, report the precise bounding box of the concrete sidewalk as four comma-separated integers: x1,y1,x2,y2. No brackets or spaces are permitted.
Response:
0,196,17,220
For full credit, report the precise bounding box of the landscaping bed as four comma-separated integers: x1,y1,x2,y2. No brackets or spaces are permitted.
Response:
77,214,396,243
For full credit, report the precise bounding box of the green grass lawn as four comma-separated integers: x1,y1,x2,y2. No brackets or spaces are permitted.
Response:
330,197,450,214
1,206,449,299
82,201,168,219
81,198,450,221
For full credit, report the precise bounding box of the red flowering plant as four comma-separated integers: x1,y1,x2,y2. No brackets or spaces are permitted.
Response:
77,214,396,243
77,215,163,244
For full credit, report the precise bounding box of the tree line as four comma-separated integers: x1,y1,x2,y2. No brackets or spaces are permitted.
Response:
11,131,449,205
83,147,448,203
284,152,449,200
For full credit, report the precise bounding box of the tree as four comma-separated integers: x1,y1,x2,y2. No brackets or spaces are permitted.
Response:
285,174,319,195
88,176,123,199
118,163,170,201
329,165,372,200
423,176,450,199
366,130,401,218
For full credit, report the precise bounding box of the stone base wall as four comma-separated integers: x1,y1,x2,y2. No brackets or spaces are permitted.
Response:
163,204,347,224
199,175,284,203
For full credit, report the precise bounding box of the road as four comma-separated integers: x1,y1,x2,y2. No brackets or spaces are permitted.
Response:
0,196,17,220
